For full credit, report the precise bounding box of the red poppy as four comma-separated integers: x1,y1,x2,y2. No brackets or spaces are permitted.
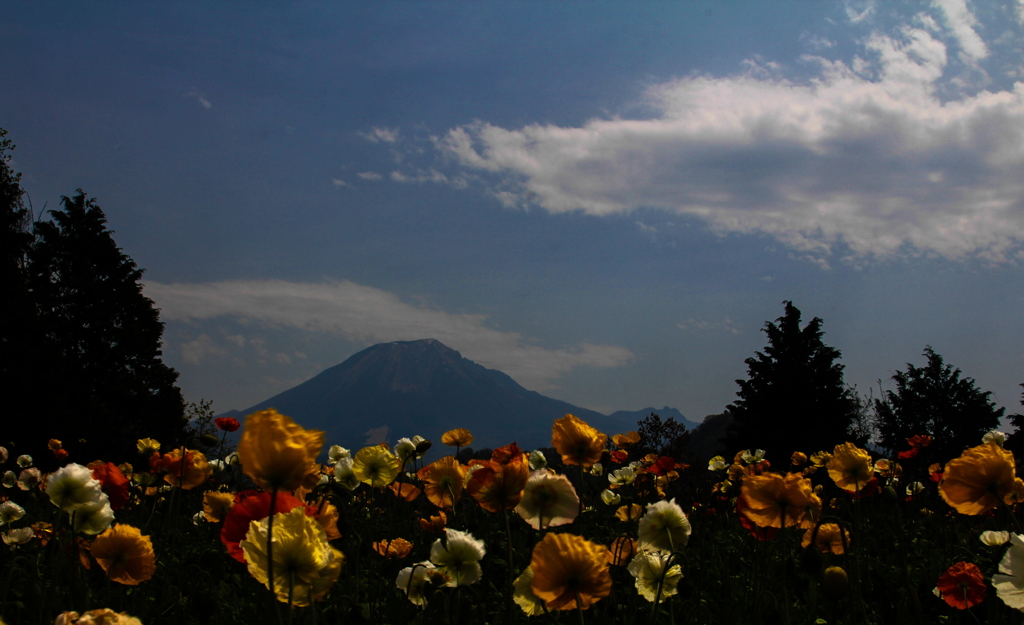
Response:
851,477,880,499
646,456,677,476
610,450,628,464
908,434,933,448
89,462,131,510
220,490,310,563
936,561,986,609
898,448,919,460
214,417,241,432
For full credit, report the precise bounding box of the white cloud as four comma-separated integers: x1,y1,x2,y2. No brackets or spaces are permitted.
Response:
438,16,1024,263
932,0,989,62
360,127,400,143
677,318,742,335
181,333,225,364
184,87,212,109
357,171,382,181
331,178,350,187
390,169,449,184
146,280,633,391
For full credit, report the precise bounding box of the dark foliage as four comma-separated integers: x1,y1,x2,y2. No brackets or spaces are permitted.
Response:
725,301,856,458
876,346,1004,462
21,189,185,463
1005,385,1024,462
636,412,690,460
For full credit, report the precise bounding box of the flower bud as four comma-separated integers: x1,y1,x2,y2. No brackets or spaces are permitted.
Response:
822,566,849,601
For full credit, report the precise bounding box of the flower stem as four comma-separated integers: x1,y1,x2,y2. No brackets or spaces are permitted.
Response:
574,589,586,625
268,487,278,605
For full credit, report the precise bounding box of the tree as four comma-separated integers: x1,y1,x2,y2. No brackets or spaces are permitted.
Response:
875,347,1003,461
725,301,855,457
636,412,690,460
0,128,46,453
1004,385,1024,461
25,191,186,462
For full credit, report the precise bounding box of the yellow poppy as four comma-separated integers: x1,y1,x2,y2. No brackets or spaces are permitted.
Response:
241,507,344,606
552,414,607,468
352,445,400,488
417,456,465,508
161,449,213,490
615,503,643,522
441,428,474,447
612,431,641,448
202,491,235,523
237,410,325,492
940,442,1016,515
530,532,612,611
91,524,156,586
827,443,873,492
740,472,821,529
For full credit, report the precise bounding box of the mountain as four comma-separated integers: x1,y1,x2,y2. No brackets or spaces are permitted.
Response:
606,406,701,432
221,339,640,453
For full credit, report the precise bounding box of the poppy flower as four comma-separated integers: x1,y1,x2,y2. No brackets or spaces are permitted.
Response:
529,450,547,470
418,456,466,508
612,432,640,448
88,462,131,510
352,445,400,488
221,490,308,563
940,442,1016,515
1006,478,1024,505
993,533,1024,609
827,443,874,493
214,417,241,432
466,444,529,513
91,524,156,585
898,448,919,460
608,467,637,486
513,567,547,616
801,523,849,554
202,491,236,523
54,609,143,625
388,482,422,502
738,504,778,541
740,472,821,529
17,467,41,491
396,562,449,607
616,504,643,522
552,414,607,468
241,507,344,606
237,409,325,492
600,489,621,506
47,463,104,512
373,537,413,559
155,449,212,490
611,450,629,464
608,537,638,566
637,499,691,553
441,428,474,448
419,511,447,533
429,529,486,587
628,550,683,603
936,561,986,609
515,470,579,530
908,434,932,448
529,532,612,610
0,501,25,526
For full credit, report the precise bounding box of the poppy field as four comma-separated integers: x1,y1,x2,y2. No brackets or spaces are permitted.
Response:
2,411,1024,624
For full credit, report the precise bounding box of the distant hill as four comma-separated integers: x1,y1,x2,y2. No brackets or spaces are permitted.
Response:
217,339,641,454
607,406,701,432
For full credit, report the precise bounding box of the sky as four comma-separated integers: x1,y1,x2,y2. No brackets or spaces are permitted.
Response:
3,1,1024,428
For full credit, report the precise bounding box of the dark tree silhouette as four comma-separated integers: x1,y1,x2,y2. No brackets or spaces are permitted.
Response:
636,412,690,460
725,301,855,458
1004,385,1024,461
0,129,46,455
876,347,1004,462
26,191,185,462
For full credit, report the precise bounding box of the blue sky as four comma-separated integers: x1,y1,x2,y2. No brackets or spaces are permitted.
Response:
4,1,1023,426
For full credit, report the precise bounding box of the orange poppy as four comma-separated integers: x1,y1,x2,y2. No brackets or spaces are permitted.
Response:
801,523,849,554
388,482,423,502
552,414,607,468
827,443,873,493
940,443,1016,515
612,432,640,448
530,532,612,610
441,428,474,447
608,537,637,566
615,504,643,522
202,491,236,523
237,409,324,492
419,511,447,532
373,537,413,559
465,444,530,513
936,561,986,609
91,524,156,585
418,456,466,508
88,462,131,510
154,449,212,490
740,472,821,529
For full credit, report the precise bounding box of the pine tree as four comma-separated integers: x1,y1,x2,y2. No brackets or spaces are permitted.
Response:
27,191,185,462
725,301,855,457
875,347,1003,462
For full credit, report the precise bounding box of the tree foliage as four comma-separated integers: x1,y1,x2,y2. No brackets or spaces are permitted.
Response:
876,346,1004,461
725,301,855,457
636,412,690,460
